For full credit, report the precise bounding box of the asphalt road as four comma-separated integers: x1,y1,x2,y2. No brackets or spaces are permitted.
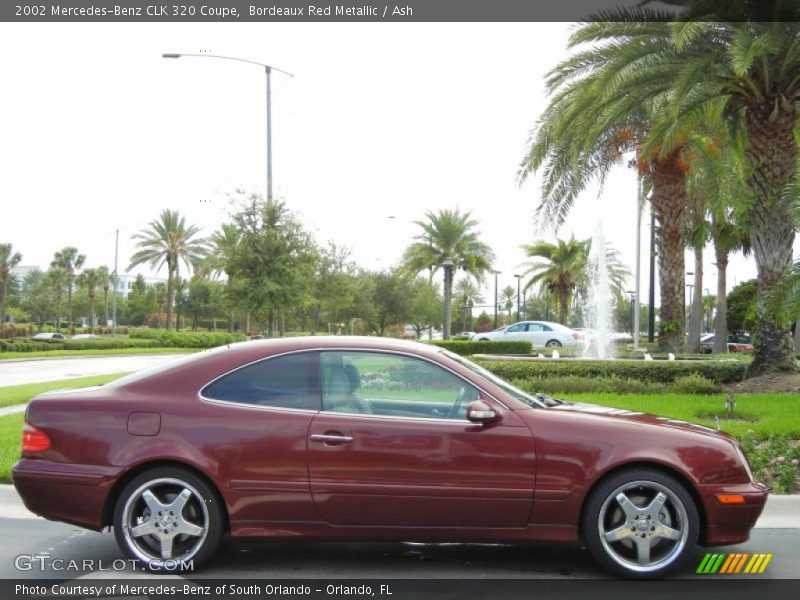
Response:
0,486,798,581
0,354,189,387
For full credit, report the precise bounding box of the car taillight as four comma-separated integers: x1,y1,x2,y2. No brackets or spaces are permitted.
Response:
22,422,50,452
572,332,583,341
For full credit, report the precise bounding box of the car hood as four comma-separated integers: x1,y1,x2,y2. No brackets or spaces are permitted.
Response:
547,400,732,441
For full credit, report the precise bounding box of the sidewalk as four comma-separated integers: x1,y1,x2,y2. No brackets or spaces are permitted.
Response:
1,484,798,527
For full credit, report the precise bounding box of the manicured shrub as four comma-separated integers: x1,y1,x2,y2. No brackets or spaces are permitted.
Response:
129,329,247,348
476,357,746,384
59,338,162,350
512,375,667,395
669,374,718,394
429,340,532,356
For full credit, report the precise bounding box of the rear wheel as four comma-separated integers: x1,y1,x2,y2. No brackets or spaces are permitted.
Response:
545,339,562,348
582,468,699,578
113,467,224,572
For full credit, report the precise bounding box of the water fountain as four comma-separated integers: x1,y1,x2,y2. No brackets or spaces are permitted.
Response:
583,222,615,359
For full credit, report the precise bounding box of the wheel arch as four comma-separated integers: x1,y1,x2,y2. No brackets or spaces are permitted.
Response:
577,461,708,545
102,459,230,532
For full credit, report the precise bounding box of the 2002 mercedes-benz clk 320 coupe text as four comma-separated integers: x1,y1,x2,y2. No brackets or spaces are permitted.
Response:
13,337,767,578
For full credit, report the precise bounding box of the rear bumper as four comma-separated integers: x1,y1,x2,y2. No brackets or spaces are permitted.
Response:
12,459,121,531
701,482,768,546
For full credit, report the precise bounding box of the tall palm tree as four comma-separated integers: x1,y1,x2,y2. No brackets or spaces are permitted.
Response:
518,20,700,351
45,267,67,331
96,266,112,328
401,209,494,340
500,285,516,320
0,243,22,325
51,247,85,333
76,268,103,333
670,16,799,373
128,210,209,330
453,277,483,330
521,238,588,325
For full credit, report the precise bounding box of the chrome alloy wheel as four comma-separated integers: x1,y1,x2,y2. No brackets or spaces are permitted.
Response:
120,477,209,567
597,480,690,574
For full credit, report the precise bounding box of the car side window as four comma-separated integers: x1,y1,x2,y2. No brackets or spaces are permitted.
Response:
320,351,479,420
202,352,321,410
506,323,525,333
528,323,544,332
541,324,553,331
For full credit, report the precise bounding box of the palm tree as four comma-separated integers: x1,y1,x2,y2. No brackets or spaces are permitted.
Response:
521,238,588,325
45,267,67,331
453,277,483,330
207,223,242,332
51,247,85,333
96,266,112,328
76,268,103,333
500,285,516,321
517,20,701,351
401,209,494,340
128,210,209,330
0,244,22,325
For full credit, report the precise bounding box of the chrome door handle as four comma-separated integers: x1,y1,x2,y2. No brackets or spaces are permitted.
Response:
310,434,354,443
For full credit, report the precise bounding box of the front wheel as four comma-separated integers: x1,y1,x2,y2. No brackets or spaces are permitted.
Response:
113,467,224,572
582,468,699,579
545,339,562,348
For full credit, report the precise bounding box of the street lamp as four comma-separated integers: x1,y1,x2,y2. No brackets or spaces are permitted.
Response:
162,53,294,202
514,274,522,322
493,271,501,329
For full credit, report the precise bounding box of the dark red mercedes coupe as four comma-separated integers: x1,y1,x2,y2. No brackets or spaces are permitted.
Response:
12,337,767,578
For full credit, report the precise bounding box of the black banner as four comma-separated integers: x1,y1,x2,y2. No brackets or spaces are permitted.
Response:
5,579,800,600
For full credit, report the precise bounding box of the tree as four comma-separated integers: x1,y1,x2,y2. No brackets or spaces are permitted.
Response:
407,277,443,338
312,243,358,334
76,268,103,332
45,267,67,331
128,210,209,330
609,2,800,370
401,209,494,340
500,285,516,320
50,246,85,333
0,243,22,325
96,266,112,327
453,278,483,332
21,269,55,332
521,238,588,325
727,280,758,337
226,195,316,336
206,223,242,331
365,270,412,337
125,275,156,326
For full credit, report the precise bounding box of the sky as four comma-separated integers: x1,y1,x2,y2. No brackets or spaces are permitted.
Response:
0,21,768,308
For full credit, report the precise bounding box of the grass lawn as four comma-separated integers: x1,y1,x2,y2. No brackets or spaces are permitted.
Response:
0,347,199,360
0,413,23,483
567,392,800,439
0,373,130,408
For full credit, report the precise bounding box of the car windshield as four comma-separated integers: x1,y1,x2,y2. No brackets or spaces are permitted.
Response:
439,349,549,408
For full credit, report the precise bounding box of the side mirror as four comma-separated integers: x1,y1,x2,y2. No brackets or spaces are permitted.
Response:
466,400,500,424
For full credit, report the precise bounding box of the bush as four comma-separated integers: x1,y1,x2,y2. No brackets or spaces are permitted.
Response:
429,340,532,356
511,375,667,396
130,329,247,348
476,357,746,384
59,338,162,350
669,374,718,394
0,340,63,352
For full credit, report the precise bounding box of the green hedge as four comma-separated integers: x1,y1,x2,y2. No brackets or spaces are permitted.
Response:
130,329,247,348
0,340,63,352
477,358,746,384
429,340,532,356
59,339,162,350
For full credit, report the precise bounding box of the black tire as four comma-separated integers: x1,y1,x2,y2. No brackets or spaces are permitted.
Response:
545,339,562,348
478,338,490,342
113,467,224,572
581,468,699,579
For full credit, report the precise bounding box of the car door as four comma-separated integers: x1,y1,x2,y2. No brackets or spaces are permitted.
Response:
503,322,527,341
307,350,535,528
525,322,547,346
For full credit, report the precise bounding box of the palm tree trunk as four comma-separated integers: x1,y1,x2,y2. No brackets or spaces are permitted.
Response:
688,246,703,352
713,243,728,355
745,100,797,375
67,283,74,334
558,289,568,325
103,289,109,327
443,266,453,340
166,267,175,331
650,157,687,353
89,294,96,333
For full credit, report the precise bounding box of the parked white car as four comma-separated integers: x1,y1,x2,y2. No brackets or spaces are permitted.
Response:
474,320,582,347
31,332,66,341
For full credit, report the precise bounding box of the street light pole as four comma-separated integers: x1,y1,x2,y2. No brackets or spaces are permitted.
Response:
162,53,293,202
514,274,522,322
493,271,501,329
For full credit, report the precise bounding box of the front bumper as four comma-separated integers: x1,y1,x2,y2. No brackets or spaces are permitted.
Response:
701,482,769,546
